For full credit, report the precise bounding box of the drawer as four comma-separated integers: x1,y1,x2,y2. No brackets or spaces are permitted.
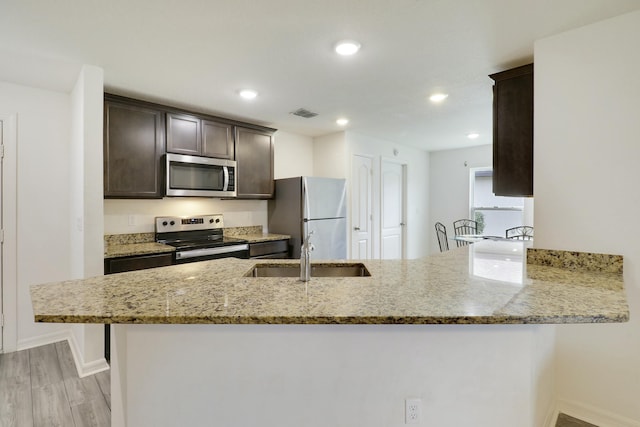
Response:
249,240,289,258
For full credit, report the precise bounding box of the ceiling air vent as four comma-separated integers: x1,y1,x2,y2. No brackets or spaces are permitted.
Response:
290,108,318,119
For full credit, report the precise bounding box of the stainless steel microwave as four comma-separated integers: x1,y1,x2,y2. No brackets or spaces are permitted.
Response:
166,153,237,197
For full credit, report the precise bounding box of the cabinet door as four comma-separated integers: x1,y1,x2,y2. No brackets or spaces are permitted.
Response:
104,98,165,198
104,253,174,274
202,120,235,159
235,127,274,198
249,240,289,258
490,64,534,197
166,113,201,155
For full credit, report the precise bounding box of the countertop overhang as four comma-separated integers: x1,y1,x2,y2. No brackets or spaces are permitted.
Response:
31,241,629,325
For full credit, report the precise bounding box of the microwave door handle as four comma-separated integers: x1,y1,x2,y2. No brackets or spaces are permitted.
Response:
223,166,229,191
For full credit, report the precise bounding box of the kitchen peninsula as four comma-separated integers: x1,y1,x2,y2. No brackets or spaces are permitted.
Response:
30,241,628,426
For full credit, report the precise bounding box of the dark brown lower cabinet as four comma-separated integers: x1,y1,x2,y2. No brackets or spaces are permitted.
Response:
104,252,174,274
103,252,174,360
249,240,289,259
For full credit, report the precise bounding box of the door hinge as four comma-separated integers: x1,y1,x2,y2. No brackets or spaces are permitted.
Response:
0,229,3,243
0,314,4,327
0,144,4,159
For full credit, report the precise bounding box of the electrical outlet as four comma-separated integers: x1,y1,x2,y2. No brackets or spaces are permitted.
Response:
128,215,136,226
405,398,421,424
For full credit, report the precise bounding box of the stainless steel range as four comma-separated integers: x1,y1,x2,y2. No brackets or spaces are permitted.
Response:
155,214,249,263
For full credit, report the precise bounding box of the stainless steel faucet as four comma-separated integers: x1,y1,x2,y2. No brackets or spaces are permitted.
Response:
300,230,315,282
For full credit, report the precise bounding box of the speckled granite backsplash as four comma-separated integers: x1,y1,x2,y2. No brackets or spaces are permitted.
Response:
527,248,623,274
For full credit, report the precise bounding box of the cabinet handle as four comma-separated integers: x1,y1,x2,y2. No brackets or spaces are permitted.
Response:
353,227,360,231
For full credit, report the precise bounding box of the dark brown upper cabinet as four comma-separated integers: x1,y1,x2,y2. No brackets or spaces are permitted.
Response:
489,63,534,197
202,119,235,159
166,113,201,155
235,126,275,199
167,113,235,160
104,95,165,199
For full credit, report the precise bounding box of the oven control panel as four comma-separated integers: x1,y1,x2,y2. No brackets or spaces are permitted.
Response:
155,214,224,233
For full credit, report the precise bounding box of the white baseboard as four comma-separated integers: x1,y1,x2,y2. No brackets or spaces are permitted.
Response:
17,329,70,351
555,399,640,427
17,330,109,378
545,403,560,427
66,332,110,378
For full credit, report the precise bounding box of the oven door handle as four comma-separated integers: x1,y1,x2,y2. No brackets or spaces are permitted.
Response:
175,244,249,260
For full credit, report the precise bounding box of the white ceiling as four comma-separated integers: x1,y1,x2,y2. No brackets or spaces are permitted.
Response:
1,0,639,152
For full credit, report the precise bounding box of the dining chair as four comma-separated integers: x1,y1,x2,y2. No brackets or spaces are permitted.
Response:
453,219,478,247
435,222,449,252
505,226,534,240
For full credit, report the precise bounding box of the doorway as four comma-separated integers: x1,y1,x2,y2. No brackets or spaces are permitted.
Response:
350,155,373,259
380,160,406,259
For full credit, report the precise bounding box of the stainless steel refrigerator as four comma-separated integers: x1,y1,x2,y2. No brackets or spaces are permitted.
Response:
268,176,347,260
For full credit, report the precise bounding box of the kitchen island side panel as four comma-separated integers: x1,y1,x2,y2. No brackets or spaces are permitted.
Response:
112,323,555,427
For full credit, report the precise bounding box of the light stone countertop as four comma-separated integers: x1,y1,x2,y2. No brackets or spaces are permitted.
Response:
232,233,290,243
103,230,289,258
32,240,628,325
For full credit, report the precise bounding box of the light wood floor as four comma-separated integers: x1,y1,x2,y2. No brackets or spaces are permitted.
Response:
0,341,110,427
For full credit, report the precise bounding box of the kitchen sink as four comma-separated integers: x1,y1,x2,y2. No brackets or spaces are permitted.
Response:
245,263,371,278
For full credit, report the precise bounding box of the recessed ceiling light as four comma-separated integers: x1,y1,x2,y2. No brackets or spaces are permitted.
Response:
239,89,258,100
336,118,349,126
429,93,448,103
335,40,361,56
467,132,480,139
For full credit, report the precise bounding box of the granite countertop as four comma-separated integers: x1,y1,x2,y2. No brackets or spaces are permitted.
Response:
104,228,290,258
32,241,629,325
233,233,291,243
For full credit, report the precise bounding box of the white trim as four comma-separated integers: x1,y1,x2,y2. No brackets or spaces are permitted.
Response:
0,113,17,353
67,331,110,378
555,399,640,427
17,330,109,378
17,328,71,351
544,403,559,427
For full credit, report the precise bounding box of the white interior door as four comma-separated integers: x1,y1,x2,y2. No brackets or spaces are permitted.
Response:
351,155,373,259
381,160,405,259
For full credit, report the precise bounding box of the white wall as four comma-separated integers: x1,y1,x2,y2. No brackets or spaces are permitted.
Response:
274,130,313,178
428,144,492,253
104,198,269,234
313,131,349,179
0,81,72,348
535,10,640,424
69,65,107,372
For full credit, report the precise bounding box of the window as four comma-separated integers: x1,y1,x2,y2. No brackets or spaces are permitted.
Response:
470,168,525,237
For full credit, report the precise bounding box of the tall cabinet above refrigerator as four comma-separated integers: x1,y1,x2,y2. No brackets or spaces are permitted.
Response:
268,176,347,260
